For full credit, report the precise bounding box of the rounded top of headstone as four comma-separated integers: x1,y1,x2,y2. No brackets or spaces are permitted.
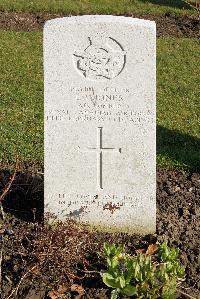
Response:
44,15,156,31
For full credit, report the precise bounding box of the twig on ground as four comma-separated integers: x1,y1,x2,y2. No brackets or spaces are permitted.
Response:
184,0,200,15
37,172,44,175
0,201,5,287
0,159,18,202
65,271,86,280
81,269,100,274
0,247,3,287
82,258,100,274
0,159,18,225
192,278,200,288
6,266,36,299
178,289,198,299
32,208,37,222
5,275,12,285
0,201,5,220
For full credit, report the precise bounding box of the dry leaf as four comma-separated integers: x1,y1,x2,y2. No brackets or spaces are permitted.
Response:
71,284,84,295
57,285,67,293
48,290,60,299
30,266,40,275
146,244,159,256
48,285,67,299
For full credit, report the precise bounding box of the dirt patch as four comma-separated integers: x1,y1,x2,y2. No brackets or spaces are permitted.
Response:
0,11,199,38
0,169,199,298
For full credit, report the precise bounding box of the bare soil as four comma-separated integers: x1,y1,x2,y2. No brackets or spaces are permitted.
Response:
0,11,199,37
0,169,199,298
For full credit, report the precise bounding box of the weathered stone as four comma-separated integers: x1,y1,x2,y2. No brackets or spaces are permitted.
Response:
44,15,156,234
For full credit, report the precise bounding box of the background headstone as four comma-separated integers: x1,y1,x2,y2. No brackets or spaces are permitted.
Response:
44,15,156,234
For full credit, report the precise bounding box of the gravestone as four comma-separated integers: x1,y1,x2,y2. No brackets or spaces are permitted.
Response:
44,15,156,234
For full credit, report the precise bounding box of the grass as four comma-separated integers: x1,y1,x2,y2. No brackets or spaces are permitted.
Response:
0,32,199,170
0,32,43,164
157,38,200,170
0,0,195,15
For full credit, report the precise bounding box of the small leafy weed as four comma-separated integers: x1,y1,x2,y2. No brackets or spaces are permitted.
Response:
101,242,185,299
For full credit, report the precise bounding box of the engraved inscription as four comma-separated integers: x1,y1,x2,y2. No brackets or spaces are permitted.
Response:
57,193,152,208
82,127,121,190
45,84,154,128
73,33,126,81
46,109,154,124
45,86,154,124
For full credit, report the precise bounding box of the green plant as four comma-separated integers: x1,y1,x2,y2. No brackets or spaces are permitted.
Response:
101,242,185,299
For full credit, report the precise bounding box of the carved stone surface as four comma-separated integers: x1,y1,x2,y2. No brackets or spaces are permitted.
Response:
73,34,126,81
44,15,156,234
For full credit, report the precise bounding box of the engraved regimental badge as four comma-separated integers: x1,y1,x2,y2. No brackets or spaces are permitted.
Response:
73,33,126,81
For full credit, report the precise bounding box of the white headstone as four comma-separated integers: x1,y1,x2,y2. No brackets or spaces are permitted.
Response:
44,15,156,234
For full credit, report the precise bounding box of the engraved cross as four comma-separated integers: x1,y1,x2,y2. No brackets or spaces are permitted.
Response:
84,127,121,190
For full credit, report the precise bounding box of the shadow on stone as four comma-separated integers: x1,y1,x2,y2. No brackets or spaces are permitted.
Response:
0,170,44,222
157,125,200,171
